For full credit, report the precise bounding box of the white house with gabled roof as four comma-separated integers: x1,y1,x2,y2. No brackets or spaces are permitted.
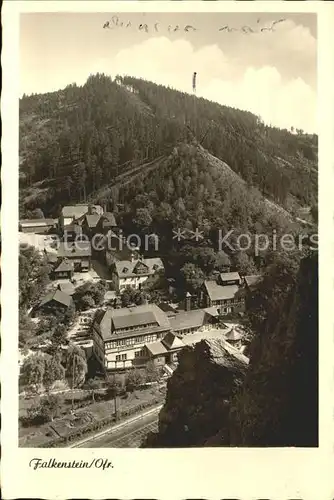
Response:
112,254,164,292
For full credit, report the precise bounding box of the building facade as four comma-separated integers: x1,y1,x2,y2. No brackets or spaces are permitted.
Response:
92,302,226,372
52,258,74,280
112,256,164,292
57,241,92,272
92,304,171,371
34,289,73,316
59,204,103,232
200,272,245,315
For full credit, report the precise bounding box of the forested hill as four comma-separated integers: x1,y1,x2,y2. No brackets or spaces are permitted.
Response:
19,73,317,219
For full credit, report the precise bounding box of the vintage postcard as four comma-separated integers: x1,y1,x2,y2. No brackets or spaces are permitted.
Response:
2,0,334,498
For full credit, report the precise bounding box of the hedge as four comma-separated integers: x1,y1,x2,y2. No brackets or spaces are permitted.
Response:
37,396,164,448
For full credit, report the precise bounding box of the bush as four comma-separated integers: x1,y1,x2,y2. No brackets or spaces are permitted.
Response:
40,394,64,422
74,281,108,310
106,374,124,399
25,394,64,426
125,369,144,392
144,361,162,383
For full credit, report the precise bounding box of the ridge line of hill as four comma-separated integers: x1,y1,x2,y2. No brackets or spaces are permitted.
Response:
19,73,317,222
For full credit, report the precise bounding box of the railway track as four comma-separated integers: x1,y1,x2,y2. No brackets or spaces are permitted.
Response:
107,420,158,448
73,405,161,448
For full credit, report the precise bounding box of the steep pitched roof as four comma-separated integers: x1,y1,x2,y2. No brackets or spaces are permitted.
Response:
96,304,170,341
112,309,157,330
162,332,185,350
58,282,75,295
20,219,57,227
225,327,244,341
115,257,164,278
100,212,117,227
54,258,74,273
244,275,262,290
61,205,90,219
39,289,73,308
169,309,210,332
204,281,239,301
219,272,241,283
203,306,220,317
84,214,101,228
146,341,168,356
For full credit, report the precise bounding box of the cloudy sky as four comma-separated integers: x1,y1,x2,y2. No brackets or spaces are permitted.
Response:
20,12,317,132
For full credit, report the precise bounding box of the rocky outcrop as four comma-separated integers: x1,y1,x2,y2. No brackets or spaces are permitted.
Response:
144,254,318,448
151,339,249,447
230,253,318,446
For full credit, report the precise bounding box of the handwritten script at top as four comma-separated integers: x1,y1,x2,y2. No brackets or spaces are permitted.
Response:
103,16,287,35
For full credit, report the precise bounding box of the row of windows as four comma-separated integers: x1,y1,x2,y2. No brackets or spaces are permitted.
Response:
105,333,158,349
212,298,244,306
116,322,157,333
116,354,127,362
220,280,240,286
120,276,142,282
134,349,146,358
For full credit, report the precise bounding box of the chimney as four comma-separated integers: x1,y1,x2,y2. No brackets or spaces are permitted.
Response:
185,292,192,312
130,252,135,263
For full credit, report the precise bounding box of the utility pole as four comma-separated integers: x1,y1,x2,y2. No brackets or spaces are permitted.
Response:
71,355,75,412
113,373,118,422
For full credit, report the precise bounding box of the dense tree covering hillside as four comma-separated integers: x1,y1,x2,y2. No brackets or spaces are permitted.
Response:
20,73,317,218
19,73,318,281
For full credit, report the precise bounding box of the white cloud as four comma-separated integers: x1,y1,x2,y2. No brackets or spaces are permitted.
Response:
88,32,316,133
23,19,316,134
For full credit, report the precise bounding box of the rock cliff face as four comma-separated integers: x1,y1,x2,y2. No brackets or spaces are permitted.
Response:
230,253,318,447
144,254,318,448
150,339,249,447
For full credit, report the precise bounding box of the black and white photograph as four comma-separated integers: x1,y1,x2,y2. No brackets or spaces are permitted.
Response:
16,9,320,451
4,2,334,498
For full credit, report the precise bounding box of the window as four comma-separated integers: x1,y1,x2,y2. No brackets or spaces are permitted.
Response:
116,354,127,362
135,348,146,358
126,337,136,346
145,334,157,343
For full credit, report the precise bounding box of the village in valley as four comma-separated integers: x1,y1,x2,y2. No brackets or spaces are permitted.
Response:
11,7,319,463
19,201,262,447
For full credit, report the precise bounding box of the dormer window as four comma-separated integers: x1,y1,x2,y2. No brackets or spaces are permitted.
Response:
153,264,159,271
123,267,128,273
